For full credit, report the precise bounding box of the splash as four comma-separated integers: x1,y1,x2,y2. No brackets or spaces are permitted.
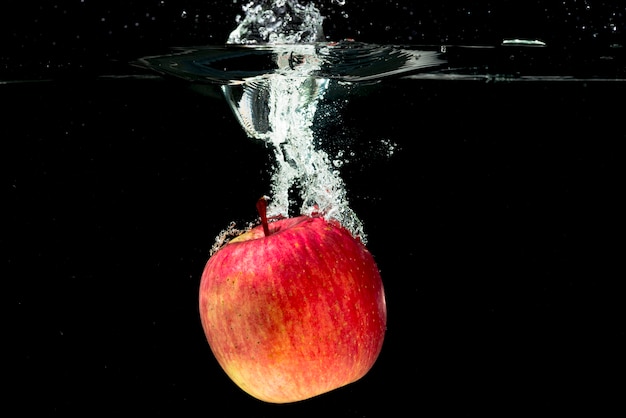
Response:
228,0,326,44
223,0,366,240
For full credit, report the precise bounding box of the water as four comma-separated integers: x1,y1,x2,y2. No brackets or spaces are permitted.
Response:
5,1,625,414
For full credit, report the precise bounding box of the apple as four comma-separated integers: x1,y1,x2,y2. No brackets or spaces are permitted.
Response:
198,197,386,403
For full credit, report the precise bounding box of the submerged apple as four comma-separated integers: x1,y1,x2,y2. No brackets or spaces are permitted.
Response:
198,197,386,403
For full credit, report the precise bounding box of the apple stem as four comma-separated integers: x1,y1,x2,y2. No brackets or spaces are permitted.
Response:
256,196,271,237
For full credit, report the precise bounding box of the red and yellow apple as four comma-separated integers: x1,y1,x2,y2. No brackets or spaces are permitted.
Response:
198,197,386,403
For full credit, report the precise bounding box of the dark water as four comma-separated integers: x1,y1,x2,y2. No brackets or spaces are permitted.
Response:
3,1,625,415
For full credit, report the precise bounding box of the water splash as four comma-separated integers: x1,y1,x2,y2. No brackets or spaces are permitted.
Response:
228,0,326,44
224,1,366,240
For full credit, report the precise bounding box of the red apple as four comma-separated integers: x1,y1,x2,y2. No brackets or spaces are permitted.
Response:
198,197,386,403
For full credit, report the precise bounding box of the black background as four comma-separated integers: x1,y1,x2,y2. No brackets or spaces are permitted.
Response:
3,1,625,416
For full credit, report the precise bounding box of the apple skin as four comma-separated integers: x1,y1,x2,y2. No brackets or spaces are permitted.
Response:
199,215,386,403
